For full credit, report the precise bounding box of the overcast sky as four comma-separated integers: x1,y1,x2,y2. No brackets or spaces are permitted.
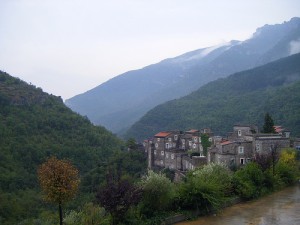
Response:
1,0,300,100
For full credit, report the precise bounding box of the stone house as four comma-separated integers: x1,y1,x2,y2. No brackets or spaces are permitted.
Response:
208,124,291,167
144,129,211,171
145,124,292,172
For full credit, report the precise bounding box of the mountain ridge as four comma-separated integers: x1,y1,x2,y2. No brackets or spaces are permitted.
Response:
125,53,300,141
65,17,300,134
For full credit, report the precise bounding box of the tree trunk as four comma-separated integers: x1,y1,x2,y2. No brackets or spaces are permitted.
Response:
59,203,63,225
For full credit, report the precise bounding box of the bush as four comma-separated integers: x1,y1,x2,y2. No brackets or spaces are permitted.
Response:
233,162,264,199
177,163,232,213
139,171,175,216
275,161,297,185
64,203,110,225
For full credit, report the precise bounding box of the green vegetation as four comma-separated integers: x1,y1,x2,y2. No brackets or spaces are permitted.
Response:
126,53,300,141
0,70,147,224
26,148,298,225
1,55,300,224
139,171,176,216
177,163,232,213
262,112,276,133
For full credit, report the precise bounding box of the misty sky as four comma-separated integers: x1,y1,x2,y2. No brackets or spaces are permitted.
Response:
1,0,300,100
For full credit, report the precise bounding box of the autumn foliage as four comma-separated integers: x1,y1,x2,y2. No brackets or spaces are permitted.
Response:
38,156,80,204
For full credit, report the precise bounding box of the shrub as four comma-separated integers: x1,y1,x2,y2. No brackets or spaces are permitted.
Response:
64,203,110,225
233,162,264,199
139,170,175,216
275,161,297,185
178,163,232,213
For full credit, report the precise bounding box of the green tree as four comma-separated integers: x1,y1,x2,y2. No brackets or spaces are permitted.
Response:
233,162,264,199
126,138,138,151
139,170,175,216
262,112,275,133
201,134,212,156
38,156,80,225
178,163,232,213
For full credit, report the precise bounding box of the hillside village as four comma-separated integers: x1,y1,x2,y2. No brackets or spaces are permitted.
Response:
143,124,299,177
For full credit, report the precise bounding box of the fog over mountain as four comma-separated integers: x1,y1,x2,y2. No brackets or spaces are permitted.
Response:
65,17,300,134
125,53,300,141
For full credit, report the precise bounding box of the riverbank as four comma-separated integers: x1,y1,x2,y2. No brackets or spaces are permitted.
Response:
174,184,300,225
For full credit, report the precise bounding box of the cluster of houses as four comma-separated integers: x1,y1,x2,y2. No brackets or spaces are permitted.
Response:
143,124,296,173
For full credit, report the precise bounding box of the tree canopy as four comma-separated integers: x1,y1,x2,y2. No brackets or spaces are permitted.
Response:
38,156,80,225
262,112,275,133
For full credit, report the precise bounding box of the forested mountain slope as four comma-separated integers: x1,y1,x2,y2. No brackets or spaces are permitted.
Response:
66,17,300,134
0,70,122,224
125,53,300,141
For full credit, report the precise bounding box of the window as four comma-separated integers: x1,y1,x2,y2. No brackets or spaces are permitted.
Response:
171,154,174,159
161,151,164,156
209,137,212,142
166,153,169,158
256,143,260,151
155,143,158,148
230,158,235,164
174,135,178,140
157,138,160,142
238,130,242,136
165,143,169,149
182,139,185,144
154,150,157,155
168,138,172,142
194,137,198,142
160,160,163,165
189,141,192,146
238,146,244,154
240,158,245,165
246,158,251,163
193,143,197,149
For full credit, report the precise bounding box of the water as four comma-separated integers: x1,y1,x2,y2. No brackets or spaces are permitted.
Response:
176,185,300,225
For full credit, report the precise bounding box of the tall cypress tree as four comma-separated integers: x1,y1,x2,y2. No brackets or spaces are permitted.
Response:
262,112,276,133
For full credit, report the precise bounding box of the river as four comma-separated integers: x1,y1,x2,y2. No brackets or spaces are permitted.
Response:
176,184,300,225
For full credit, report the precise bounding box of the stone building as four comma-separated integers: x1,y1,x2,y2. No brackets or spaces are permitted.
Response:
144,129,211,171
208,124,291,167
145,124,292,172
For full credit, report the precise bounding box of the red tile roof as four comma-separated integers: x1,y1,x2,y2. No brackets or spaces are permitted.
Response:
220,140,232,145
274,126,284,133
154,131,172,138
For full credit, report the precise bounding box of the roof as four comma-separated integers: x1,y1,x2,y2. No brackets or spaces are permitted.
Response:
186,129,199,134
220,140,233,145
273,125,290,133
154,131,172,138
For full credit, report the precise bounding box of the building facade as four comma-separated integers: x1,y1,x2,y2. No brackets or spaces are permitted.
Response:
145,124,292,172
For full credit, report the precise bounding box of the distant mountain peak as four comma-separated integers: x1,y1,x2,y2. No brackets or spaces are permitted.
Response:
252,17,300,39
66,17,300,135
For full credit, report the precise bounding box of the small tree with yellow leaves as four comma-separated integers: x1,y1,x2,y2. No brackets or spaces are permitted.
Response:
38,156,80,225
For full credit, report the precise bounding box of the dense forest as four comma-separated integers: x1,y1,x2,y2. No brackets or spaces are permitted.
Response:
0,70,147,224
125,53,300,141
